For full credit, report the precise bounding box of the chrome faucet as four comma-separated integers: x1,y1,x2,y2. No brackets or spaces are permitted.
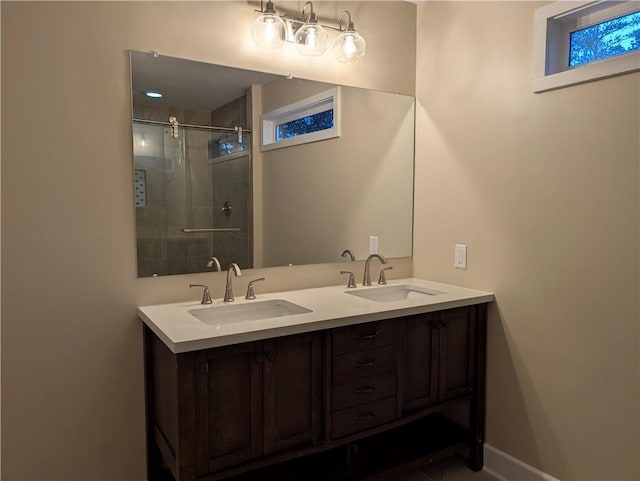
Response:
207,256,221,271
363,254,388,286
341,249,356,261
223,263,242,302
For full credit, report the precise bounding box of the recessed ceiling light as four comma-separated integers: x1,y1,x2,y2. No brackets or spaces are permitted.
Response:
145,91,163,98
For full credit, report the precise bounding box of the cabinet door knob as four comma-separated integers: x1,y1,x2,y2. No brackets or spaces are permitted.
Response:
429,320,447,329
354,385,377,394
355,332,378,341
354,359,378,368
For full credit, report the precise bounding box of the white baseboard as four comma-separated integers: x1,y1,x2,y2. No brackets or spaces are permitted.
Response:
483,444,560,481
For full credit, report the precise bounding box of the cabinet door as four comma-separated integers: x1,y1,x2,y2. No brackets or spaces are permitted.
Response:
262,332,322,455
197,342,262,474
438,306,477,402
402,313,438,414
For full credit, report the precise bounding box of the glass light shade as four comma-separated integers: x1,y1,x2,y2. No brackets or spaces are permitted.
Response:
333,31,366,63
294,23,328,56
251,13,286,48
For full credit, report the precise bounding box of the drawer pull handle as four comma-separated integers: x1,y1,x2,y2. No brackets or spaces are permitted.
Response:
354,385,377,394
354,359,378,368
356,412,377,421
355,332,378,341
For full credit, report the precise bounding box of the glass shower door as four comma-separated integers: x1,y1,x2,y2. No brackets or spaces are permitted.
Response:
133,121,252,277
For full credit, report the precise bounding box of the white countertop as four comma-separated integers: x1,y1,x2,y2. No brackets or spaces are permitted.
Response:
138,278,494,353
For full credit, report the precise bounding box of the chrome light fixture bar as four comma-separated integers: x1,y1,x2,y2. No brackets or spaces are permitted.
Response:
251,1,367,63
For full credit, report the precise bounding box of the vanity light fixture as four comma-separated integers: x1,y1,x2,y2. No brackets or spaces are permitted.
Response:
145,91,163,98
250,1,366,62
333,11,366,63
294,2,328,56
250,0,286,48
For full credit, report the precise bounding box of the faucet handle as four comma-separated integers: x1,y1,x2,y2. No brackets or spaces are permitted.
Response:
190,284,213,304
340,271,357,288
245,278,266,300
378,266,393,285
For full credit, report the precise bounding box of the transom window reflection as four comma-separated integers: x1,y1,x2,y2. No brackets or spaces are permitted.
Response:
275,109,334,141
569,10,640,67
262,87,340,151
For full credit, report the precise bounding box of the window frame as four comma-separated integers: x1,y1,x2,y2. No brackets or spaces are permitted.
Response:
261,87,341,151
532,1,640,93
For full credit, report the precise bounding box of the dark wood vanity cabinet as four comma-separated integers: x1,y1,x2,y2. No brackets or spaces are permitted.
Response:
144,303,487,481
147,332,322,480
330,320,402,439
437,306,478,402
195,342,263,473
403,306,477,414
197,332,322,474
261,333,323,454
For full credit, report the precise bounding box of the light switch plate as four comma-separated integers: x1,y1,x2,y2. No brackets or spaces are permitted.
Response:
454,244,467,269
369,236,379,255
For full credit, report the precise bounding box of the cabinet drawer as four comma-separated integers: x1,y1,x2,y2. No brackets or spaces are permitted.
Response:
332,320,402,355
332,372,397,411
332,397,397,439
333,345,398,384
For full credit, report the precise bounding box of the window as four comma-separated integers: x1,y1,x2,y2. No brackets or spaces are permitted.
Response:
569,10,640,67
262,87,340,151
211,132,249,158
533,1,640,92
275,109,334,141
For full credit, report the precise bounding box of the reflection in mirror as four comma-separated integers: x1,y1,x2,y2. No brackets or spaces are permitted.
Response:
130,50,414,278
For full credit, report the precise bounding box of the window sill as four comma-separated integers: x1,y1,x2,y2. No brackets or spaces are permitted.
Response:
532,50,640,93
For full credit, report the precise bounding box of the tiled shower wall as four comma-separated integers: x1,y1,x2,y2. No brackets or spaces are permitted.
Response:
133,98,252,277
133,104,213,276
209,95,252,270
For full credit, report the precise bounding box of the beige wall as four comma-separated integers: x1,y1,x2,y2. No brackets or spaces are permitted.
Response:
261,77,414,266
0,2,415,480
8,2,638,481
415,2,639,480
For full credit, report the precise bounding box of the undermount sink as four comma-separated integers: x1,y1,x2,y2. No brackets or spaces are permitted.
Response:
188,299,312,325
345,284,445,302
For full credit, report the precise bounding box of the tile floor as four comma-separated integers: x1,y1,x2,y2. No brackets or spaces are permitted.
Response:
399,456,499,481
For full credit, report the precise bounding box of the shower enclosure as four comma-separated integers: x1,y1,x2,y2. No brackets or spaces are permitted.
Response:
133,119,252,277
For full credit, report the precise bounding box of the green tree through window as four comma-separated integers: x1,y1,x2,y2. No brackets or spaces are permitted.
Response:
569,11,640,67
275,110,334,141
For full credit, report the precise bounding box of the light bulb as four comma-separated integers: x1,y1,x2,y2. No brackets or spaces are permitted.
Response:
251,7,285,48
333,30,366,63
294,23,328,56
306,27,317,48
342,35,357,57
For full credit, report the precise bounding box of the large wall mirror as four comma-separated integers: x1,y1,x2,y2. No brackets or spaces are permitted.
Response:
130,50,414,277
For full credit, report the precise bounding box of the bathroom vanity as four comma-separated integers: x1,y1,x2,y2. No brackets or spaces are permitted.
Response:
140,279,493,481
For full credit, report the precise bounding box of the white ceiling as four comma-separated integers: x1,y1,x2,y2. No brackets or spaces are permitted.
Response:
130,50,279,112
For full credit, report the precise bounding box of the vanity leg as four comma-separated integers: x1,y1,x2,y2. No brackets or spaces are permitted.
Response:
468,304,487,471
143,326,161,480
